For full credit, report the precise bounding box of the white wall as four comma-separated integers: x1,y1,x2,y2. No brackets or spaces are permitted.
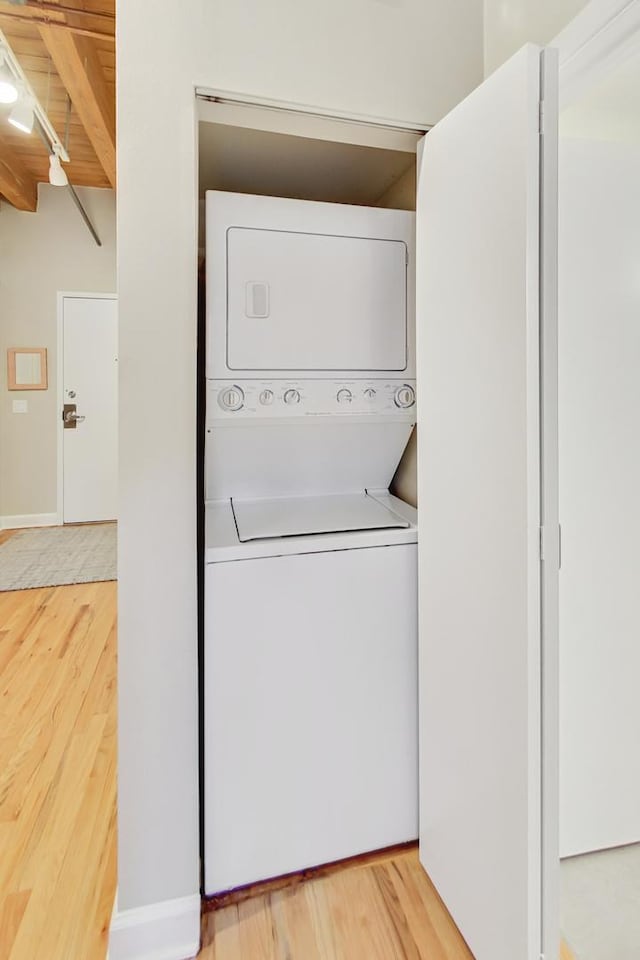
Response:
559,137,640,856
116,0,484,924
484,0,590,75
0,185,116,525
196,2,484,126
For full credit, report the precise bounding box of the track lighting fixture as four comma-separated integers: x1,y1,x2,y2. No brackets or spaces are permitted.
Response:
0,31,69,161
49,151,68,187
0,29,99,245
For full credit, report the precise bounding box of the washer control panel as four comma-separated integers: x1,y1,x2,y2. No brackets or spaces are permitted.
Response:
208,379,416,421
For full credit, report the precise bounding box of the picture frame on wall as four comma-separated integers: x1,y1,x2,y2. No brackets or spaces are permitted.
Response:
7,347,48,391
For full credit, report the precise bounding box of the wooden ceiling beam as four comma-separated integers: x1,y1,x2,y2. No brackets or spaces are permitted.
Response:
21,2,114,25
0,138,38,211
0,8,114,42
38,26,116,187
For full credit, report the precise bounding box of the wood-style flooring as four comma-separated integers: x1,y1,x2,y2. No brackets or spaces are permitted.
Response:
0,580,117,960
0,564,575,960
203,857,578,960
200,846,475,959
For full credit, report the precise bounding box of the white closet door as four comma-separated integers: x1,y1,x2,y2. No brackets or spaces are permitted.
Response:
416,45,559,960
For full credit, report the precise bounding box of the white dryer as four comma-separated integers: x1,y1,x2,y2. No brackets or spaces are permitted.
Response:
203,191,418,896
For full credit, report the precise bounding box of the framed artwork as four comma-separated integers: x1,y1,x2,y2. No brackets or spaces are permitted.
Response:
7,347,48,391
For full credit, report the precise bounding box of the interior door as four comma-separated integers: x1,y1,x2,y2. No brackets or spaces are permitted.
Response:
416,45,559,960
62,295,118,523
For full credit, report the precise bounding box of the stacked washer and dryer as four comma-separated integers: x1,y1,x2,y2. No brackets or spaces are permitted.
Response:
203,190,418,895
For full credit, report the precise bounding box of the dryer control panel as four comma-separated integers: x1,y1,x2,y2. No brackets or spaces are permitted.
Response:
207,379,416,421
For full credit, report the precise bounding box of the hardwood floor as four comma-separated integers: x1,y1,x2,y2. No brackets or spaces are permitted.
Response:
0,581,117,960
201,846,476,959
203,855,578,960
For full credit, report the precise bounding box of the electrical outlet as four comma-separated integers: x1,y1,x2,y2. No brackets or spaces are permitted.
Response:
12,399,28,414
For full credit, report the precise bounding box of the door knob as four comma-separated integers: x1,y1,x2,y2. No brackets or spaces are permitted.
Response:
63,403,86,429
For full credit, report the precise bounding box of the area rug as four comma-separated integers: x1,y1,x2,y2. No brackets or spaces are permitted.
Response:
0,522,117,591
561,842,640,960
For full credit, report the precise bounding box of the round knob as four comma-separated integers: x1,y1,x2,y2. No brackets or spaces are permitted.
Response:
219,385,244,411
283,388,301,405
394,384,415,409
364,388,376,401
336,388,353,404
259,389,274,405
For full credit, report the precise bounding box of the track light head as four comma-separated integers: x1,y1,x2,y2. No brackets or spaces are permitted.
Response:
49,151,68,187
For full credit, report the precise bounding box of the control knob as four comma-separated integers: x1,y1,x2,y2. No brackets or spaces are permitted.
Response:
336,388,353,404
283,388,301,405
364,388,376,401
259,389,274,405
218,385,244,411
394,384,416,409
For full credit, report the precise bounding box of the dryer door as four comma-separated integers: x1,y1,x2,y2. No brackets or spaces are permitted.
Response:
226,227,407,371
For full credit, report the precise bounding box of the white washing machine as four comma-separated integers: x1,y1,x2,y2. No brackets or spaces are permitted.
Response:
203,191,418,895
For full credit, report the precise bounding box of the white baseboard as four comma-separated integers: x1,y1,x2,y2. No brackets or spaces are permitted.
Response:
1,513,59,530
108,894,201,960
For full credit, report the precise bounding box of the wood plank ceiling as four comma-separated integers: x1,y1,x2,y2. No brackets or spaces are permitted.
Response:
0,0,115,211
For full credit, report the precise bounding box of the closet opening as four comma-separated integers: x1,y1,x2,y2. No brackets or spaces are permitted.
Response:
196,95,423,899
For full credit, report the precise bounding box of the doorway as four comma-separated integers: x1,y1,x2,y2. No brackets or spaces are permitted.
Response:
57,292,118,524
557,23,640,960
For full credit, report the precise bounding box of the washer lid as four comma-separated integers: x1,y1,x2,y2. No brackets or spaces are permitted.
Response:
231,492,409,542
